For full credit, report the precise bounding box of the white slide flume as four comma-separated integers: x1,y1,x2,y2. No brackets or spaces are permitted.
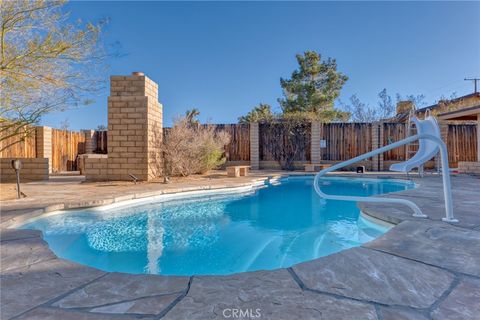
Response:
390,116,441,173
313,116,457,222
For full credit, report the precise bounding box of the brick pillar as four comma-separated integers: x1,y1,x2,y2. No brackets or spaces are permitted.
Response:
107,72,163,181
311,122,321,164
371,122,384,171
36,126,52,173
83,130,96,154
250,122,259,170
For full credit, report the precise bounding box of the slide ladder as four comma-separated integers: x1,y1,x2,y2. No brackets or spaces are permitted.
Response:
314,116,457,223
405,110,424,177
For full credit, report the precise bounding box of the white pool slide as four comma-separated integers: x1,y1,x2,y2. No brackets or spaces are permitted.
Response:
314,116,457,223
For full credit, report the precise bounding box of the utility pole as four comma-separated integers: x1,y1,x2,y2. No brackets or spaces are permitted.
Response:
464,78,480,93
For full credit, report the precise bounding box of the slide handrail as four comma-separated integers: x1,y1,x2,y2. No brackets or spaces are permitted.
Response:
314,133,457,222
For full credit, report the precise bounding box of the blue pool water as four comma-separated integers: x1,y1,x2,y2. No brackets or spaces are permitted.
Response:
20,177,414,276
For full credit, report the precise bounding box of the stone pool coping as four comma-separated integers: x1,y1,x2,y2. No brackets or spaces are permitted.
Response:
1,172,479,319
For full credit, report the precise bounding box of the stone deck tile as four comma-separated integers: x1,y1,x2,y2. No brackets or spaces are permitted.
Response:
384,194,479,229
0,228,42,241
1,259,105,319
164,269,377,320
377,307,430,320
360,200,479,230
1,207,46,224
88,294,179,315
15,307,153,320
364,220,480,277
52,273,189,316
357,174,480,229
0,236,56,273
292,247,454,308
431,276,480,320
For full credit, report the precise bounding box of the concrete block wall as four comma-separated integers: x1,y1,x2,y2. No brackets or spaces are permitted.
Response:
85,72,163,181
311,122,321,163
250,123,259,170
146,76,163,179
78,154,108,175
35,126,52,173
458,161,480,174
371,122,384,171
84,157,109,181
0,158,49,182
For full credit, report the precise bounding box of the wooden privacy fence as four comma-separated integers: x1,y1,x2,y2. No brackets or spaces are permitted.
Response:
321,123,372,161
0,122,477,171
211,124,250,161
383,123,408,161
0,126,37,158
51,129,86,172
381,123,477,166
447,124,477,167
93,131,108,154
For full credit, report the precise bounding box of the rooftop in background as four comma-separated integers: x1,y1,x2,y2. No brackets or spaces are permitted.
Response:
438,104,480,121
389,92,480,122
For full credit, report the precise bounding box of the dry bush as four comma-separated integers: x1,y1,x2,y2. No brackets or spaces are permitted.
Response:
163,118,230,176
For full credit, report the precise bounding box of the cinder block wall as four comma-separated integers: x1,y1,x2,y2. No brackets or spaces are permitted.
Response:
145,77,163,179
0,158,49,182
249,123,259,170
84,157,109,181
458,161,480,174
35,126,52,173
85,72,163,181
371,122,384,171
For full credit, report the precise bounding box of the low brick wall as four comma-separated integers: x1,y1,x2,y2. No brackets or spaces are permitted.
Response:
78,154,108,175
0,158,49,182
84,157,109,181
458,161,480,174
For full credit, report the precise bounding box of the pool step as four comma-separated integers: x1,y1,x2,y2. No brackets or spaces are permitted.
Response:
241,236,283,272
280,229,326,268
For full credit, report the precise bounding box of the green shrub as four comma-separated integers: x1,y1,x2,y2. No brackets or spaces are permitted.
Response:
162,117,230,176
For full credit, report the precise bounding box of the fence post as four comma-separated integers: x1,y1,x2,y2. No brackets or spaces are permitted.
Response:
311,122,321,164
250,122,259,170
371,122,384,171
83,129,96,154
35,126,52,173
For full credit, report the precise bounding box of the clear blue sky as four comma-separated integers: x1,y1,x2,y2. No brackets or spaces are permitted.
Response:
41,1,480,130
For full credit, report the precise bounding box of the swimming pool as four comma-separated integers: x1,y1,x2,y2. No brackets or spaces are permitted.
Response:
20,177,415,276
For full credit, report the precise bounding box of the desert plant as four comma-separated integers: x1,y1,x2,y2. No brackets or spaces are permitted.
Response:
162,117,230,177
0,0,111,150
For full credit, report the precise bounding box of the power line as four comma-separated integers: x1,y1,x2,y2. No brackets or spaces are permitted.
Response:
464,77,480,93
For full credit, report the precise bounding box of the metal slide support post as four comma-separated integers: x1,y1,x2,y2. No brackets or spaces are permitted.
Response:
313,134,457,222
436,137,457,222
